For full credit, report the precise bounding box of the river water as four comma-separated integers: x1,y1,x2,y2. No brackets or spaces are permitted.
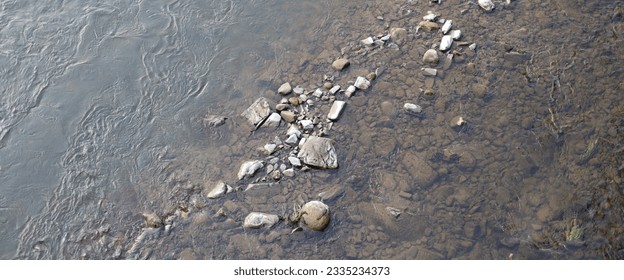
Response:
1,0,623,259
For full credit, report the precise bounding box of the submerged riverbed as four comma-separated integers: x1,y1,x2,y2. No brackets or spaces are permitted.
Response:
1,0,623,259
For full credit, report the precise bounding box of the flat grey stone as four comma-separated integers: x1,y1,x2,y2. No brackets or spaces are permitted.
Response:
243,212,279,229
207,181,229,199
331,58,350,71
288,156,302,167
440,35,453,51
278,82,292,95
297,136,338,169
354,76,370,90
327,100,346,121
241,97,271,126
237,160,264,180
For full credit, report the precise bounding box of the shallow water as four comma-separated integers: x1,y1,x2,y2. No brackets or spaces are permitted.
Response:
1,0,623,259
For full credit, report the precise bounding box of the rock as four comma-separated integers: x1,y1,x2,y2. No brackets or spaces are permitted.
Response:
422,68,437,77
451,116,466,127
202,114,227,127
271,170,281,180
282,168,295,177
300,119,314,131
241,97,271,126
287,125,302,137
243,212,280,229
323,82,333,89
361,37,374,46
293,86,304,95
288,156,302,167
318,185,345,201
278,82,292,95
423,49,439,65
478,0,495,11
386,207,401,218
285,134,299,145
264,143,277,155
143,212,162,228
345,85,356,97
390,27,407,43
366,72,377,81
275,103,290,111
300,201,330,231
404,103,422,114
450,30,462,40
332,58,350,71
418,21,440,31
327,101,346,121
297,136,338,169
280,110,296,123
354,76,370,90
423,12,438,21
237,160,264,180
380,101,396,117
469,43,477,50
329,85,341,95
263,112,282,127
440,35,453,51
401,152,438,189
441,20,452,34
207,181,229,199
288,96,301,105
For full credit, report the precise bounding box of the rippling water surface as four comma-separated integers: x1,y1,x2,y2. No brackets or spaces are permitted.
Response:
1,0,623,259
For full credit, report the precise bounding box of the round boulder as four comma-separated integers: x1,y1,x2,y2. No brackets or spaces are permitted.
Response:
300,200,330,231
423,49,439,65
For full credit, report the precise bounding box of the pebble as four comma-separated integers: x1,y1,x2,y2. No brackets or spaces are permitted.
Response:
243,212,280,229
288,97,301,105
143,212,162,228
278,82,292,95
312,88,323,98
450,30,462,40
264,143,277,155
275,103,290,111
241,97,271,126
293,86,304,95
361,37,374,46
237,160,264,180
390,27,407,43
418,21,440,31
403,103,423,114
423,49,439,65
469,43,477,50
271,170,281,180
329,85,341,95
422,68,437,77
440,35,453,51
282,168,295,177
285,134,299,145
201,114,227,127
442,20,452,34
300,201,331,231
280,110,297,123
323,82,333,89
478,0,495,11
423,12,438,21
366,72,377,81
327,101,346,121
331,58,350,71
451,116,466,127
318,185,345,201
263,112,282,127
345,85,356,97
288,156,302,167
287,125,302,137
354,76,370,90
386,207,401,218
297,136,338,169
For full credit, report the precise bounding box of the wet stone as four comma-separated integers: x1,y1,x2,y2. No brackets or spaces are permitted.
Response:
442,20,452,34
401,152,438,190
345,85,356,97
329,85,341,95
237,160,264,180
280,110,296,123
300,201,330,231
478,0,495,11
332,58,350,71
288,97,301,105
327,101,346,121
354,76,370,90
422,68,437,77
275,103,290,111
207,181,229,199
450,30,462,40
143,212,162,228
423,49,439,65
243,212,280,229
386,207,401,218
418,21,440,31
440,35,453,51
361,37,374,46
202,114,227,127
241,97,271,126
293,86,304,95
288,156,302,167
451,116,466,128
263,113,282,127
318,185,345,201
278,82,292,95
282,168,295,177
297,136,338,169
403,103,423,114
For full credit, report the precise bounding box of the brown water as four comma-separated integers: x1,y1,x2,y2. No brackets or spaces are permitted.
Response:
2,0,623,259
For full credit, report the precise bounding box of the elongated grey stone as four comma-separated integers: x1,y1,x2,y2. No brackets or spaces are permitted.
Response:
243,212,279,229
241,97,271,126
327,100,346,121
440,35,453,51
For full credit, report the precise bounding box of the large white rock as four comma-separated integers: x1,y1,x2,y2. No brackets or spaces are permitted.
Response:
206,181,229,199
442,20,452,34
354,76,370,90
237,160,264,180
478,0,495,11
241,97,271,126
300,201,330,231
297,136,338,169
327,101,346,121
440,35,453,51
243,212,280,229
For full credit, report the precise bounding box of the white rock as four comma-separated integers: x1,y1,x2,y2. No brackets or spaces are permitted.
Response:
206,181,229,199
237,160,264,180
264,143,277,154
300,119,314,131
263,112,282,127
422,68,437,76
329,85,341,95
354,76,370,90
478,0,495,11
241,97,271,126
345,85,356,97
469,43,477,50
297,136,338,169
386,207,401,218
293,86,304,95
285,134,299,145
423,49,439,64
300,201,330,231
442,20,452,34
282,168,295,177
312,88,323,97
440,35,453,51
243,212,279,229
327,101,346,121
451,116,466,127
450,30,462,40
278,82,292,95
361,37,374,46
287,125,302,137
404,103,423,114
288,156,302,167
423,12,438,21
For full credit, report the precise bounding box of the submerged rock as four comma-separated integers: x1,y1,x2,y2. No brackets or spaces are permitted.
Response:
423,49,439,65
202,114,227,127
332,58,350,71
297,136,338,169
354,76,370,90
327,100,346,121
142,212,162,228
237,160,264,180
206,181,230,199
404,103,423,114
241,97,271,126
300,201,330,231
278,82,292,95
243,212,280,229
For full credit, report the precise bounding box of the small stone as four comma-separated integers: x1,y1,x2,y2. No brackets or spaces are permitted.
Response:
300,201,330,231
278,82,292,95
271,170,281,180
354,76,370,90
293,86,304,95
241,97,271,126
390,27,407,43
418,21,440,31
345,85,356,97
327,101,346,121
312,88,323,97
361,37,374,46
280,110,297,123
366,72,377,81
450,30,462,40
288,156,302,167
143,212,162,228
282,168,295,177
440,35,453,51
331,58,350,71
386,207,401,218
201,114,227,127
243,212,280,229
329,85,341,95
422,68,437,76
469,43,477,51
297,136,338,169
318,185,345,201
264,143,277,154
275,103,290,111
478,0,495,11
451,116,466,127
285,134,299,145
423,12,438,21
207,181,229,199
300,119,314,131
441,20,452,34
263,113,282,127
287,125,302,137
423,49,439,64
237,160,264,180
323,82,333,90
404,103,423,114
288,97,301,105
